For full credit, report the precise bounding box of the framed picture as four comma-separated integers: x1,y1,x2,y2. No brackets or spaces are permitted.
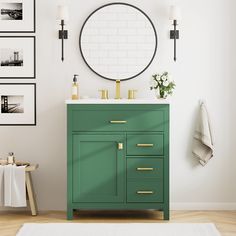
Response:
0,36,35,79
0,83,36,126
0,0,35,33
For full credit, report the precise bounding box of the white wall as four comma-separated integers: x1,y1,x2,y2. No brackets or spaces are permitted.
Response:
0,0,235,210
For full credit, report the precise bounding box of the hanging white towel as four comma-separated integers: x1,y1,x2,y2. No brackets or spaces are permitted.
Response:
0,166,4,206
4,165,26,207
192,102,214,166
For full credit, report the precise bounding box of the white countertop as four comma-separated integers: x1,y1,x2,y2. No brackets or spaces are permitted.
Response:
65,99,170,104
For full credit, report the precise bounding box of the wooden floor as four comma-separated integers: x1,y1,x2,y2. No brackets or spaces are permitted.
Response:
0,210,235,236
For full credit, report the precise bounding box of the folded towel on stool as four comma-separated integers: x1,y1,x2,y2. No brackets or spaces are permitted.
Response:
192,102,214,166
4,165,26,207
0,166,4,206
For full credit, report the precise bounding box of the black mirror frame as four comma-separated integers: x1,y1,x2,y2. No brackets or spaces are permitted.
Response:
79,2,158,81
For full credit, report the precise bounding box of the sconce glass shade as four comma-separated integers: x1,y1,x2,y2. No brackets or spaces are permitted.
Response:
169,5,181,21
57,5,69,21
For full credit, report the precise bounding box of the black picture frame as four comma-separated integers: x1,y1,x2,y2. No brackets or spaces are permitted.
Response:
0,83,36,126
0,36,36,79
79,2,158,81
0,0,35,33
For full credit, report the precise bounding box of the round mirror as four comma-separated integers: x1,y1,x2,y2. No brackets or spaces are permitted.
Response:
79,3,157,81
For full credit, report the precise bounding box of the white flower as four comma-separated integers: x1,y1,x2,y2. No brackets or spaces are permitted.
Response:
150,79,158,88
156,75,161,81
163,81,169,87
161,75,168,81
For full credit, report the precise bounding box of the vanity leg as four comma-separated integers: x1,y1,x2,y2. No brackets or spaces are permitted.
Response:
163,208,170,220
67,207,73,220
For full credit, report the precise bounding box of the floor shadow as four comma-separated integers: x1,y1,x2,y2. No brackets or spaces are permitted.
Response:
73,210,164,221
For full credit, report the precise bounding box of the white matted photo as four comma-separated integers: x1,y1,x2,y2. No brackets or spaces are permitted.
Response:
0,0,35,32
0,36,35,78
0,83,36,125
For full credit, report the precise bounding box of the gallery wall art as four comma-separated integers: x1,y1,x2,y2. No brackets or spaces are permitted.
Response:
0,0,35,32
0,36,35,78
0,0,36,126
0,83,36,125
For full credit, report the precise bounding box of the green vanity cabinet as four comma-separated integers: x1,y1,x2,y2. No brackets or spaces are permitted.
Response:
67,104,169,220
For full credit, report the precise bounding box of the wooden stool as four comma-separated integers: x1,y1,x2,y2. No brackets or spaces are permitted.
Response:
25,164,39,216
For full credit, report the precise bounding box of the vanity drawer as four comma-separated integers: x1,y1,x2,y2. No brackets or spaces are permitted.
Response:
127,158,163,179
71,110,164,132
127,180,163,203
127,133,164,156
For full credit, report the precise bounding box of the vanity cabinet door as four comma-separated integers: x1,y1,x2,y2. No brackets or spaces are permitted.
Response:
72,134,125,203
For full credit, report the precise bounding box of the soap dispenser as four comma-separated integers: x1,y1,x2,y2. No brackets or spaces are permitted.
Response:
72,74,79,100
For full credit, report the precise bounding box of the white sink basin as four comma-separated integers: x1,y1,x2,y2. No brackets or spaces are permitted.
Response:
65,99,169,104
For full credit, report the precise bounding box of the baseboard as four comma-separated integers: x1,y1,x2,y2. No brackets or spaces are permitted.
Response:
0,206,30,212
1,203,236,212
171,202,236,210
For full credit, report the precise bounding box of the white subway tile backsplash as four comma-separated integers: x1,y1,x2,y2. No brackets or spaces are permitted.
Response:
82,28,99,36
127,35,146,43
108,35,127,43
95,65,109,73
88,57,100,65
118,58,137,65
127,21,146,28
90,50,108,58
109,50,127,58
100,13,118,21
138,43,156,50
118,28,137,35
107,21,127,28
108,65,127,73
119,13,137,21
88,20,108,28
99,57,118,65
118,43,137,50
81,43,99,50
99,28,118,35
99,43,118,50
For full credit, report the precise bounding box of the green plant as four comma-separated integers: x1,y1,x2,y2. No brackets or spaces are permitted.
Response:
150,72,176,98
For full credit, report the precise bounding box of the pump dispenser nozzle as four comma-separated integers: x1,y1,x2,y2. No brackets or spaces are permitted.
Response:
72,74,79,100
73,74,78,83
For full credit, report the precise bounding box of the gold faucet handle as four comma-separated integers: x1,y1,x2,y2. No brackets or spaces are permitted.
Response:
128,90,138,99
99,90,109,99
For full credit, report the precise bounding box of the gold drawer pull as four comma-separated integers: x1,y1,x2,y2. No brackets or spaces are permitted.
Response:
110,120,127,124
136,144,154,147
136,168,154,171
137,191,154,194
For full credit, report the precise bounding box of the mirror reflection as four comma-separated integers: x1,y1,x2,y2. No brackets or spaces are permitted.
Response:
79,3,157,81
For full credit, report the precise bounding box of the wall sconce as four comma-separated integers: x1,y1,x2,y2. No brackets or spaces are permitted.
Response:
57,5,69,62
169,6,181,61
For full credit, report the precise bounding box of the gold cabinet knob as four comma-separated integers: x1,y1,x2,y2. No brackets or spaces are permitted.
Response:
118,143,123,150
99,90,109,99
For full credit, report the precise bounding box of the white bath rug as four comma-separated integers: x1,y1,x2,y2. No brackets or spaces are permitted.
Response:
17,223,221,236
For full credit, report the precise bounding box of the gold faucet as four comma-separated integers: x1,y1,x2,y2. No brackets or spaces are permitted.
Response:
128,90,137,99
115,80,121,99
99,90,109,99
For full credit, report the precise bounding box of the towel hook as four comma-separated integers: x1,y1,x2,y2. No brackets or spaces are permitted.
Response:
199,99,206,106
